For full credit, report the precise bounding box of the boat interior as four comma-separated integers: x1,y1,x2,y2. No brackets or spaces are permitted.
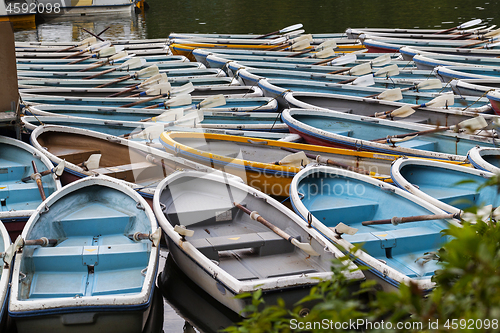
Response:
160,174,336,282
296,171,452,279
18,185,152,300
0,141,57,212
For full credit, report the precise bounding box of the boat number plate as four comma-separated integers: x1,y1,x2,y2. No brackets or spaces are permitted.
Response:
215,210,232,222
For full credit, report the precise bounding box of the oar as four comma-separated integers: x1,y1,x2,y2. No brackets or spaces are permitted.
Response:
337,64,400,84
362,212,460,226
348,74,375,87
279,147,378,176
266,35,312,51
78,154,101,171
76,48,130,71
278,39,311,52
233,202,320,256
329,54,392,75
103,67,163,93
400,79,442,92
253,23,303,39
287,40,337,57
61,40,111,59
372,93,454,118
128,82,172,98
21,160,65,182
433,18,482,34
56,36,97,53
67,45,125,65
143,93,192,111
120,82,194,108
374,104,415,119
307,47,336,59
313,53,357,66
372,116,488,144
30,161,46,201
129,229,161,247
83,57,147,80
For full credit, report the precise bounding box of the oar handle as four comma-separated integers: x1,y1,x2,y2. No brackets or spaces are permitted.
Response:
337,77,357,84
312,55,340,66
31,161,46,201
61,48,88,59
120,93,164,108
265,43,289,51
21,168,52,183
328,67,350,75
24,237,58,246
253,30,279,39
285,48,311,57
83,66,116,80
433,26,457,35
234,203,293,241
68,54,93,65
361,212,459,226
450,32,473,40
97,75,133,89
77,59,109,73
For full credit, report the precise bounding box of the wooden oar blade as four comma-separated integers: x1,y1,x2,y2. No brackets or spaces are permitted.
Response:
317,39,337,50
141,73,167,87
417,79,442,90
172,82,195,95
348,62,372,76
425,94,455,107
53,160,66,177
164,94,192,107
267,36,287,45
290,238,320,256
84,154,101,170
292,34,313,43
377,87,403,101
351,74,375,87
278,151,310,167
136,65,160,79
198,94,226,109
390,134,419,143
328,53,357,66
313,47,335,59
370,53,392,67
289,39,310,51
458,18,482,29
280,23,303,34
281,29,305,39
391,105,415,118
144,82,171,96
109,50,129,61
152,109,184,122
97,46,117,58
374,64,399,77
457,116,488,132
129,124,164,140
123,57,147,70
173,225,195,237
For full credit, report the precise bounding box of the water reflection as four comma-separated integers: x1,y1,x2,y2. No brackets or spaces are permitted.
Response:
158,254,242,333
14,11,146,42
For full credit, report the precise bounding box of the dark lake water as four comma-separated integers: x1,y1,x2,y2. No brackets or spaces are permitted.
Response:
10,2,500,332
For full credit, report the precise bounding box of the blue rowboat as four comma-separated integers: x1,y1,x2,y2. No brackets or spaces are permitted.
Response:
17,67,225,80
467,146,500,173
281,108,497,162
289,165,461,292
18,76,238,89
8,176,160,333
400,46,500,65
21,95,277,112
391,158,498,214
16,55,189,65
153,170,363,315
283,91,495,126
258,78,489,110
0,135,61,219
434,65,500,82
16,61,205,73
0,221,11,330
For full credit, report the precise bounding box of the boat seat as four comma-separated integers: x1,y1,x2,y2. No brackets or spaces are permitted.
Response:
420,186,477,209
166,204,240,227
190,231,294,261
92,161,158,182
330,130,353,137
395,139,436,151
307,197,379,225
0,182,49,209
50,148,101,165
0,160,28,182
58,203,132,236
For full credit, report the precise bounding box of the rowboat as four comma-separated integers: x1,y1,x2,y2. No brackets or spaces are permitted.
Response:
391,158,498,214
157,131,470,197
346,28,492,40
152,170,364,315
18,76,238,89
0,220,11,330
486,90,500,115
258,78,490,112
450,78,500,97
16,61,205,73
8,176,160,332
281,108,497,162
0,135,61,218
362,36,500,50
400,46,500,65
16,55,189,65
23,107,288,132
433,65,500,82
18,68,226,80
169,32,347,40
363,39,500,57
467,146,500,173
289,165,461,292
29,125,230,201
282,91,496,126
21,115,300,144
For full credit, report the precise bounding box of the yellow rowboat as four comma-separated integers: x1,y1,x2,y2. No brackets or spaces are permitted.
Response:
159,132,470,197
169,42,365,62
